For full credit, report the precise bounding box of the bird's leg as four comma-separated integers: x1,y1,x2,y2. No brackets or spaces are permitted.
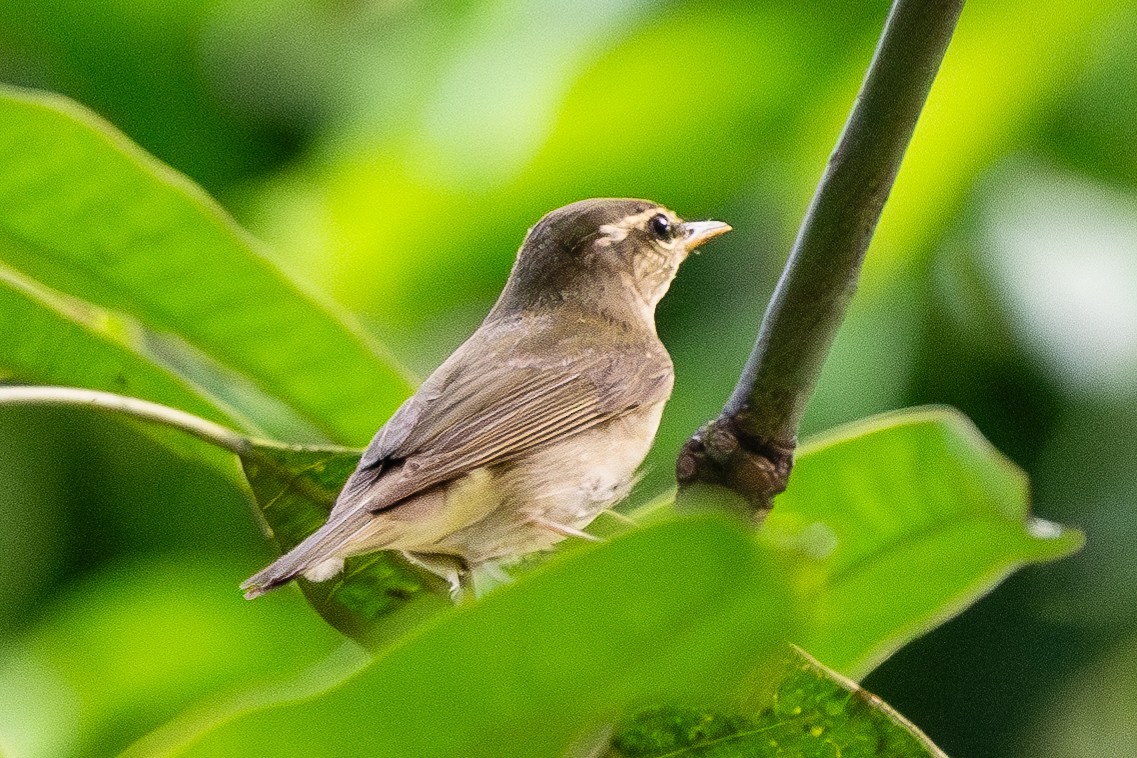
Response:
401,551,472,602
528,516,603,542
477,560,513,586
598,508,638,526
458,567,477,602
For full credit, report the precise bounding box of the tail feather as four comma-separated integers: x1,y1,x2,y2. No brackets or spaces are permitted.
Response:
240,562,301,600
241,512,366,599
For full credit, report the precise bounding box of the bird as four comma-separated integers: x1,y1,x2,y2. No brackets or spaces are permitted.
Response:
241,198,730,599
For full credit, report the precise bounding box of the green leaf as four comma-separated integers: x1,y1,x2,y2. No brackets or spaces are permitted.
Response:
0,277,253,473
0,556,349,758
607,647,947,757
168,515,800,758
764,406,1084,678
0,276,236,428
0,387,451,644
2,387,1083,693
118,642,368,758
239,441,451,647
0,85,413,445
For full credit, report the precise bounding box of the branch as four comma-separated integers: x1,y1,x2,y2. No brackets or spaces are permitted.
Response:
676,0,965,516
0,385,252,456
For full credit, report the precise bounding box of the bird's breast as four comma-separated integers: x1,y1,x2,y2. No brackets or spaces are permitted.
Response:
517,399,666,516
426,400,667,563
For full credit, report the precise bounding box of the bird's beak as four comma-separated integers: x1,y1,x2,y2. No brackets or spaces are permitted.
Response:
682,220,732,252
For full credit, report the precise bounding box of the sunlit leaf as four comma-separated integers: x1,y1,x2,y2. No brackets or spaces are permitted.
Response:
0,86,413,445
0,279,248,472
168,515,800,758
0,278,233,426
764,407,1084,678
607,647,947,757
119,644,368,758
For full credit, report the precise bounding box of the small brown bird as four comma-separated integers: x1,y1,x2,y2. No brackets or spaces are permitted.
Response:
242,198,730,598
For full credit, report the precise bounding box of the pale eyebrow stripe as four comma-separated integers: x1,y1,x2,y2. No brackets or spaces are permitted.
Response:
596,207,667,246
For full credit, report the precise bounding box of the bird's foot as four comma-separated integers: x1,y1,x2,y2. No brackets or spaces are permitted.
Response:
402,551,472,603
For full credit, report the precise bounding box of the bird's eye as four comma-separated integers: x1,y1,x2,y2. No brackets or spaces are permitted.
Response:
648,213,673,241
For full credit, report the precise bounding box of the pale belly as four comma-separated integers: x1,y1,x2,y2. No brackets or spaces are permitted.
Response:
427,400,666,563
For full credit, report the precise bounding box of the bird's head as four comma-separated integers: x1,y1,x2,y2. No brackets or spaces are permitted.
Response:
492,198,731,325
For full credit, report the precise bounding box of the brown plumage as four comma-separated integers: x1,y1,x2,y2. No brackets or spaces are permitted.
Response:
242,198,730,598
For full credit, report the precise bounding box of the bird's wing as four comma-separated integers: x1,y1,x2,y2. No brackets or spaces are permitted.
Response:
334,332,673,516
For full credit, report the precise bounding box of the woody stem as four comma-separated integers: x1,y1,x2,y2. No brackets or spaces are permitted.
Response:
676,0,966,515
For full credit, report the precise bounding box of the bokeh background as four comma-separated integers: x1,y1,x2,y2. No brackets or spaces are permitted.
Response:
2,0,1136,755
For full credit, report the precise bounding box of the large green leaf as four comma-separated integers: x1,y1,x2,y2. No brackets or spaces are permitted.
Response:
0,556,350,758
0,86,412,445
168,515,800,758
0,391,1084,679
607,647,947,757
763,407,1084,678
0,393,1082,756
649,407,1082,680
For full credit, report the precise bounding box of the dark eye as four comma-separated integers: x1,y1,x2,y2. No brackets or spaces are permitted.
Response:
648,213,672,241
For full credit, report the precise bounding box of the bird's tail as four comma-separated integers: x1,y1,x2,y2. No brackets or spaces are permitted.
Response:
240,512,366,599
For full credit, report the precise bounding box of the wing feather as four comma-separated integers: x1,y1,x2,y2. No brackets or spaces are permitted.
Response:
333,318,673,517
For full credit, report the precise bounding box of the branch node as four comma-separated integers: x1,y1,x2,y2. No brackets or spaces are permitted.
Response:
703,423,740,460
677,413,796,517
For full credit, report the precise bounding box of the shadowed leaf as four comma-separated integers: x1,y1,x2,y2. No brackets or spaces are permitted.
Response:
607,647,946,757
0,278,247,473
0,386,452,647
239,442,451,647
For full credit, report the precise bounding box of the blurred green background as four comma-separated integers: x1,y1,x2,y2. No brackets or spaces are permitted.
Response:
1,0,1135,755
